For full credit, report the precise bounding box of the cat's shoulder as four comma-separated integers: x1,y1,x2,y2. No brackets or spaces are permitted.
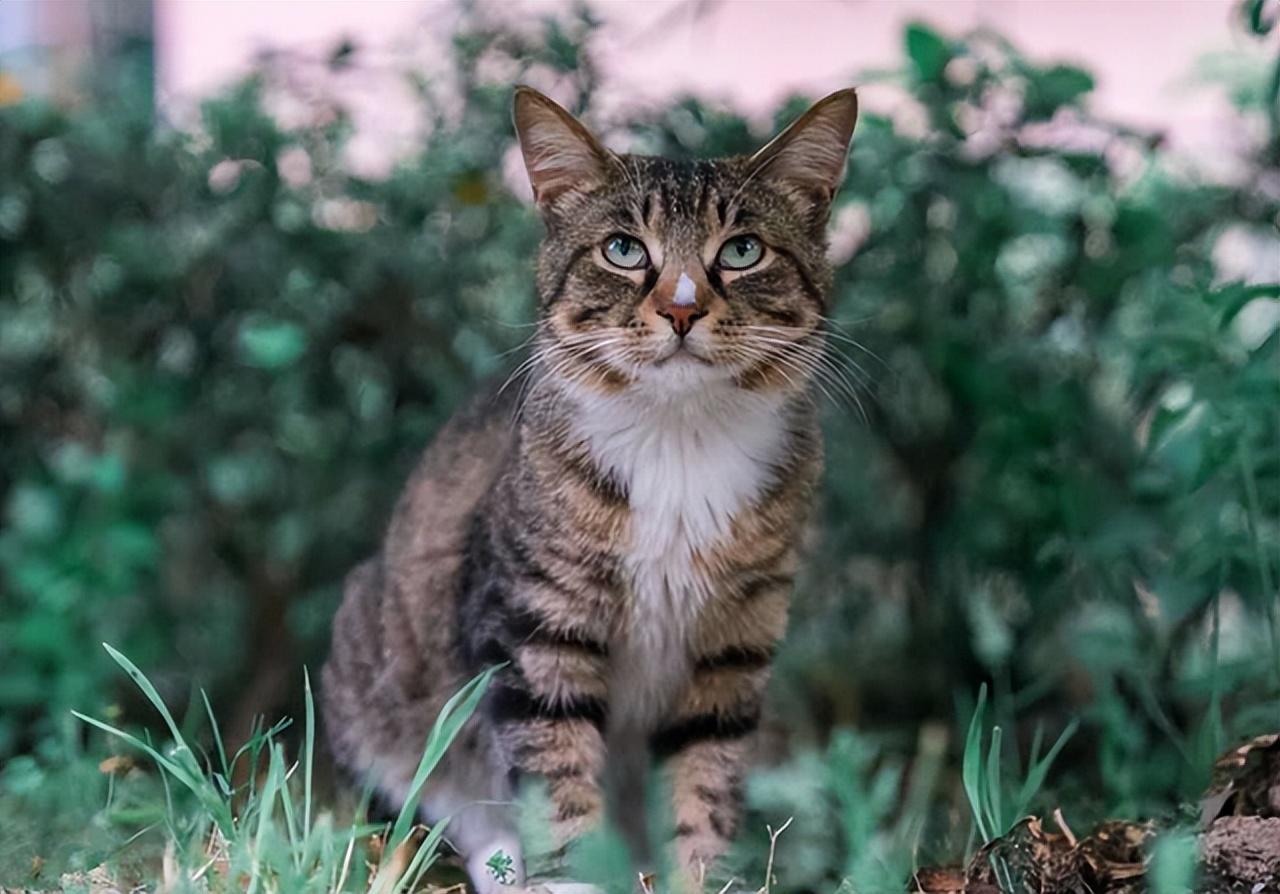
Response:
383,376,521,562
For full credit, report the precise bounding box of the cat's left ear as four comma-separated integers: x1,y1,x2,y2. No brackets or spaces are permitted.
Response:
513,86,616,208
747,88,859,204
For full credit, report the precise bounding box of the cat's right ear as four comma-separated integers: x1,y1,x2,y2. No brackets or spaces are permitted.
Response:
513,87,614,208
747,88,859,205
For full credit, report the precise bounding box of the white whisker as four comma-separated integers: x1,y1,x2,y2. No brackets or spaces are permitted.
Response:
726,333,872,421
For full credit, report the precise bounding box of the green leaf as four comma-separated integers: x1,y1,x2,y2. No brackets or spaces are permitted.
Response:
1210,282,1280,330
1245,0,1274,35
1152,404,1208,488
237,316,308,368
4,485,62,540
905,23,952,82
1025,65,1095,119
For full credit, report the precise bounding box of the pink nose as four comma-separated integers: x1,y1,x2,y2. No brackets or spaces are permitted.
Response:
657,303,707,337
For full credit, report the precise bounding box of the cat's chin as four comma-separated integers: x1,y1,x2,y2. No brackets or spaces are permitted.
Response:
634,352,737,394
650,344,713,368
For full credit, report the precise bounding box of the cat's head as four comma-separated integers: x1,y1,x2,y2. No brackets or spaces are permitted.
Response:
513,86,857,401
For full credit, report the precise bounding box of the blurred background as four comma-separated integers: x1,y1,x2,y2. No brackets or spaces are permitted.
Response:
0,0,1277,889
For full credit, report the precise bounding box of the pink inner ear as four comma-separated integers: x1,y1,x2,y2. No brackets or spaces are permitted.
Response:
524,137,602,202
514,91,612,205
750,91,858,196
767,123,851,192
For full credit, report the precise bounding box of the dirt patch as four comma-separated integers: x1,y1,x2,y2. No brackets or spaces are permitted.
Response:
913,734,1280,894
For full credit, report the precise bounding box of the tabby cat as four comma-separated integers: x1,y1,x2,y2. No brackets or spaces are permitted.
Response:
322,85,858,891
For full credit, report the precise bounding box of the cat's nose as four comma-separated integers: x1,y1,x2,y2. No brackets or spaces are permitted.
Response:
655,271,707,337
657,303,707,337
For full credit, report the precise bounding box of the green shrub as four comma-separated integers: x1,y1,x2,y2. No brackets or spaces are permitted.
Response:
0,4,1276,870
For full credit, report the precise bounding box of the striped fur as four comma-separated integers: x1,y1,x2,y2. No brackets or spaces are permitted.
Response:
322,86,856,892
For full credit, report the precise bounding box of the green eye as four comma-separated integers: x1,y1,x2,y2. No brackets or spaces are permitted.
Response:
602,234,649,270
718,235,764,270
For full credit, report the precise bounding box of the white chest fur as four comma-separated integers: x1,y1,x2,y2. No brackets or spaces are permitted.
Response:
567,383,789,730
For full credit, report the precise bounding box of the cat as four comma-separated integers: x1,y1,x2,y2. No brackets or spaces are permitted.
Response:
321,84,858,892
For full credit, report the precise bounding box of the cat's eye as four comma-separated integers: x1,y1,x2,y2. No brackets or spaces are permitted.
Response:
717,235,764,270
602,234,649,270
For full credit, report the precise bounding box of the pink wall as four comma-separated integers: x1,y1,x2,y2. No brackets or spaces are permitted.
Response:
154,1,1268,164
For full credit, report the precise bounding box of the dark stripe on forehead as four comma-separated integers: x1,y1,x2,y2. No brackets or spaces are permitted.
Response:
657,174,679,216
606,206,641,231
715,197,755,232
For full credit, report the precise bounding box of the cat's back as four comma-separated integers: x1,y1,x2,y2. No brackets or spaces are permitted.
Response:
322,381,518,768
384,381,520,577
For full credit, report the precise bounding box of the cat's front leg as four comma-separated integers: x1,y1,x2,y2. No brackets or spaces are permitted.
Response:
657,733,754,889
651,580,788,889
651,662,774,882
485,606,612,871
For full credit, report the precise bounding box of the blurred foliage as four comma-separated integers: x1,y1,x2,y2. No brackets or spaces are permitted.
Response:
1,1,1278,885
0,8,579,757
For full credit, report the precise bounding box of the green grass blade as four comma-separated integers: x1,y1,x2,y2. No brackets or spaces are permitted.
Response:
201,688,230,780
102,643,189,760
1015,718,1079,816
369,818,453,894
962,683,991,844
72,711,197,788
72,709,235,836
79,647,238,835
404,820,451,890
156,758,177,842
384,665,499,859
304,666,316,845
1027,723,1045,772
230,715,293,789
1199,594,1227,770
279,759,301,870
985,725,1004,836
247,743,287,894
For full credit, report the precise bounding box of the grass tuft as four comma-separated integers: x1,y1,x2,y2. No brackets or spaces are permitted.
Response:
962,683,1079,892
72,644,494,893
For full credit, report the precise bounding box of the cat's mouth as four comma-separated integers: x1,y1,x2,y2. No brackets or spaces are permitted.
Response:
652,340,713,367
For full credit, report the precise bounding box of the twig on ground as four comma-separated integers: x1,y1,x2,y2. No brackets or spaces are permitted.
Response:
759,817,794,894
